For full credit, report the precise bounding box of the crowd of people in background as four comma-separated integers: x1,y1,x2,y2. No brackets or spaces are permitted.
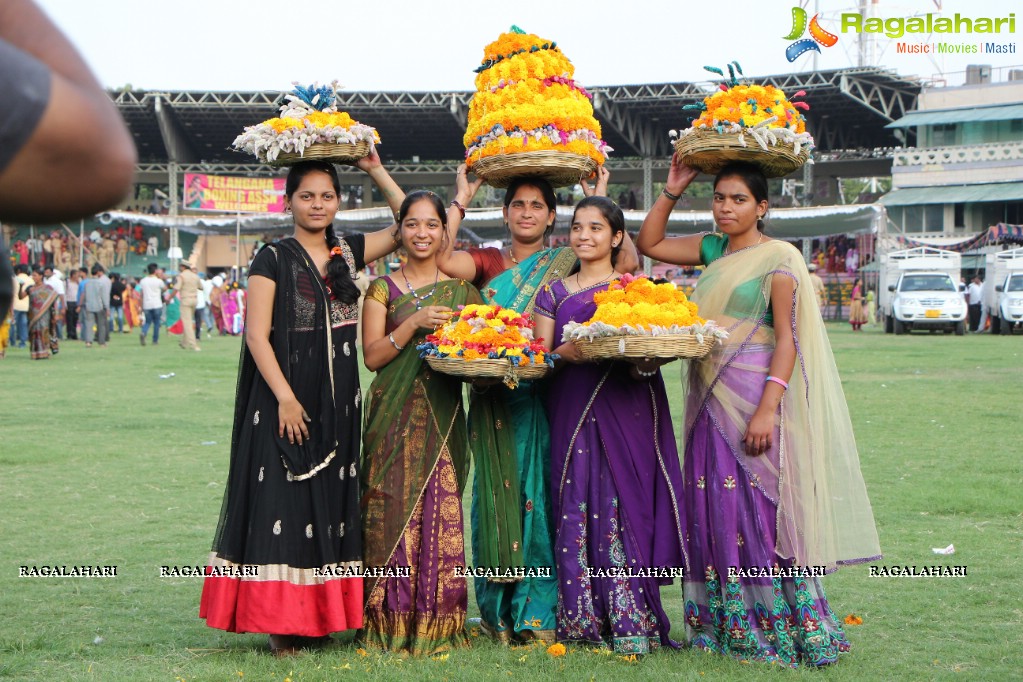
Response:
4,224,162,275
2,259,250,359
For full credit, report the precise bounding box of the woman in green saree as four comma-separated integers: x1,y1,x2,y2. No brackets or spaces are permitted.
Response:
436,166,637,643
360,190,481,655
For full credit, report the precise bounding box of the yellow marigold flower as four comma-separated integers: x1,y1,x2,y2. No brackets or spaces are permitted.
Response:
546,643,566,657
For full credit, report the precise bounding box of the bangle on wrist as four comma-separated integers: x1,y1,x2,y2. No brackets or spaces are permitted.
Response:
662,188,683,202
449,200,466,219
765,375,788,390
389,333,404,351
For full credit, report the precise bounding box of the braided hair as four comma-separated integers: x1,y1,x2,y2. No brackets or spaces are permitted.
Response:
285,161,360,304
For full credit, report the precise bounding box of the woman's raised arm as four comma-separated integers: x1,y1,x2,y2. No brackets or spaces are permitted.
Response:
357,149,406,263
436,164,483,282
637,154,704,266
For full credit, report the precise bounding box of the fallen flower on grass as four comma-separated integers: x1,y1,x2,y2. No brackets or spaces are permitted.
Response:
844,614,864,625
546,643,566,657
432,653,449,662
356,648,368,657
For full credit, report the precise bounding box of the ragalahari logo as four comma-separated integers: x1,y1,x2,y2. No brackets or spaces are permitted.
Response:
783,6,839,62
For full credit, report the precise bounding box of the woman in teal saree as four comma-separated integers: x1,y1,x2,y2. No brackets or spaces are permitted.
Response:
437,167,635,642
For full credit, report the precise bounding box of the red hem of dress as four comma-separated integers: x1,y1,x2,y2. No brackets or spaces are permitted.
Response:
199,575,364,636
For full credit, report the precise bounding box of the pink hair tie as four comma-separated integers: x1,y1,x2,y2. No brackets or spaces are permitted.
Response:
765,375,789,390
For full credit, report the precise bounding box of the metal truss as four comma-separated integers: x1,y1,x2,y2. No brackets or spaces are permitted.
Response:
596,82,710,102
837,72,917,122
593,92,661,157
132,158,672,182
759,69,919,122
113,90,280,108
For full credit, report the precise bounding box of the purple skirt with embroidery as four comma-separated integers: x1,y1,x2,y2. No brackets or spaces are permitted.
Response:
681,345,849,667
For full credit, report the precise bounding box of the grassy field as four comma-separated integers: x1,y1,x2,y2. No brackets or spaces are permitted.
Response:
1,323,1021,681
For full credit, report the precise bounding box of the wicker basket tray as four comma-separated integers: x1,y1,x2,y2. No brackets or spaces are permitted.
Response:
426,356,549,381
673,130,810,178
271,141,371,166
575,334,716,360
470,151,597,188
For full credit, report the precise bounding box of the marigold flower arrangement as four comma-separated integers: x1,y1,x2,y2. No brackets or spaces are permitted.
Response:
671,63,814,177
232,81,379,164
561,274,726,345
463,26,611,170
418,303,553,367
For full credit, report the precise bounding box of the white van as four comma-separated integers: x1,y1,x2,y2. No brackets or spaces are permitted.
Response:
880,248,966,335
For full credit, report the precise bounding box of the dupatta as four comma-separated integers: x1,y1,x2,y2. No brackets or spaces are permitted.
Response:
686,240,881,570
361,279,478,595
230,239,338,481
469,247,576,573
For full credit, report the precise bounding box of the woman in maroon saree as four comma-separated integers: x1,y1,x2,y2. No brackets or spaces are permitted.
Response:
360,191,480,655
533,197,687,655
21,266,60,359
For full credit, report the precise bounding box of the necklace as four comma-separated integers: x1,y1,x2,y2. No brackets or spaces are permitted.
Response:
575,268,615,291
401,266,440,310
725,230,764,256
506,246,519,264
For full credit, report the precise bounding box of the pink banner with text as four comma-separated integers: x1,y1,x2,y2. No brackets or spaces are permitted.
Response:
183,174,286,213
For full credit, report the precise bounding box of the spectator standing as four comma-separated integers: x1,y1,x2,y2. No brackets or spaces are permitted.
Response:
196,272,213,339
12,263,31,347
808,262,826,314
967,275,983,332
44,265,65,338
79,263,110,347
174,260,201,351
977,277,989,333
64,267,81,339
109,272,125,333
138,263,166,345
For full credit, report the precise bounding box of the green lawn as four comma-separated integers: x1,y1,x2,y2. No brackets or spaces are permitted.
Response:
1,323,1020,681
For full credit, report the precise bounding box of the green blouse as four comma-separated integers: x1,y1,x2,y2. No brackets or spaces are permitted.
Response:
699,233,774,327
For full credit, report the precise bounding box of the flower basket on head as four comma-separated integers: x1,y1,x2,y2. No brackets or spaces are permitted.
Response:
418,303,555,389
463,26,611,188
232,81,379,166
670,62,814,178
470,151,597,189
561,275,727,361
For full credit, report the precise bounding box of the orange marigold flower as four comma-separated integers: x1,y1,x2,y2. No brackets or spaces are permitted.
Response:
546,643,566,657
844,614,864,626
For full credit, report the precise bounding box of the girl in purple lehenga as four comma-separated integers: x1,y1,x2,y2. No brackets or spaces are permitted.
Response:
638,157,881,667
533,197,688,656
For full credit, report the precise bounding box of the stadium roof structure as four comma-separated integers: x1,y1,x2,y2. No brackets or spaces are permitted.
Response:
115,67,922,193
